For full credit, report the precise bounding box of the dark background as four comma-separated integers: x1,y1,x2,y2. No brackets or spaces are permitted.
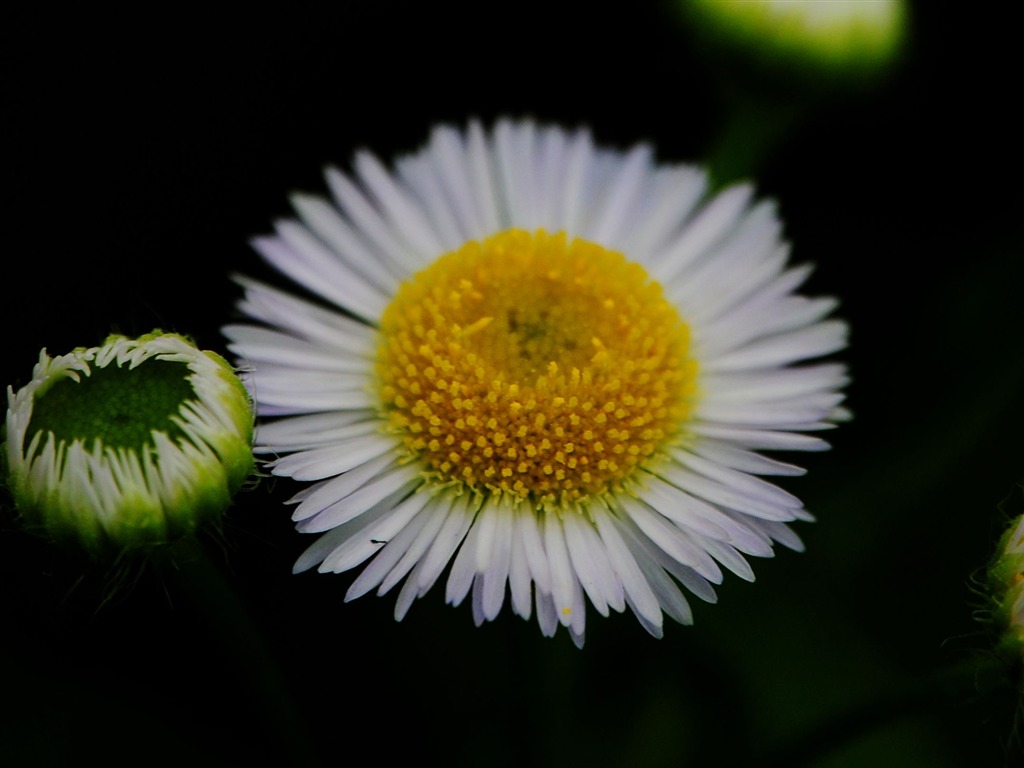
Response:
4,3,1024,766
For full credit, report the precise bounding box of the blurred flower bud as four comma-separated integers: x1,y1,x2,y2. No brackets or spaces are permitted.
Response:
987,512,1024,662
678,0,908,84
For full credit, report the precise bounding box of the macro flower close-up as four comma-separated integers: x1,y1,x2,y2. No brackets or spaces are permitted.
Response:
8,4,1024,766
223,118,849,646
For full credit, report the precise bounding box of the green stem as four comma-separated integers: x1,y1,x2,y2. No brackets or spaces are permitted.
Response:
158,537,321,767
705,89,805,191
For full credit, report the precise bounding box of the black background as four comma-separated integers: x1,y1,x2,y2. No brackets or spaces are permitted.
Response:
4,3,1024,767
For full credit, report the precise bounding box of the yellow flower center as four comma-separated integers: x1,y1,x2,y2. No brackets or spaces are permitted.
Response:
375,228,697,509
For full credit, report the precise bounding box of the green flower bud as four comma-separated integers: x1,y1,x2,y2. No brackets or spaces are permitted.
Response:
988,513,1024,661
3,331,255,557
679,0,908,80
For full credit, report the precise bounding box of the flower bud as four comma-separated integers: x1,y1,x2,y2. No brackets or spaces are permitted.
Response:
988,513,1024,661
4,331,255,557
679,0,908,81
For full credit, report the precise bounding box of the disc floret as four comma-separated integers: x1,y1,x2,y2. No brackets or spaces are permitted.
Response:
376,229,698,510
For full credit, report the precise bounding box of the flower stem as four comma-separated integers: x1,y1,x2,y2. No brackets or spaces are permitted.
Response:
705,89,804,191
157,537,321,767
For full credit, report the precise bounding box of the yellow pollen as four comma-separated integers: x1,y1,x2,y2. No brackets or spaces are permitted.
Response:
375,228,697,509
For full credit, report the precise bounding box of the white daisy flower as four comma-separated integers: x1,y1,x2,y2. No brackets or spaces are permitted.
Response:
4,331,255,557
224,118,849,647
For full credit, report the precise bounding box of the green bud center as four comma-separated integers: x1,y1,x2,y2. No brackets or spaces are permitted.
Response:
27,359,195,451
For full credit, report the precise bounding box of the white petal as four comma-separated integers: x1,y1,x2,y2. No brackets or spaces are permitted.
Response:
232,276,377,348
508,513,534,620
415,493,477,595
543,513,579,628
222,325,369,373
622,164,708,260
555,126,595,236
289,455,411,521
517,506,552,594
376,497,453,596
688,423,832,451
393,558,428,621
395,152,466,252
671,448,803,509
689,439,808,477
593,507,663,632
266,224,390,322
588,143,653,247
615,494,723,580
270,431,397,481
534,589,559,638
617,521,695,626
562,512,610,617
316,490,434,574
481,504,513,621
445,507,486,608
567,510,626,614
699,364,849,404
325,166,424,274
495,118,538,228
649,182,754,284
353,150,447,263
657,460,800,525
345,506,435,601
291,191,405,289
255,412,379,452
296,466,419,533
702,320,848,373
